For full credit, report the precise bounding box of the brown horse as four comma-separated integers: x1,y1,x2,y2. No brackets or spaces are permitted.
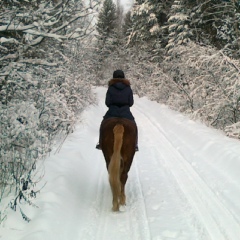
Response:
100,117,137,211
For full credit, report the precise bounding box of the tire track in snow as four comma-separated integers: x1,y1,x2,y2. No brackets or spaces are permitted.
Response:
134,106,206,239
128,159,152,240
79,159,151,240
79,100,151,240
134,105,240,240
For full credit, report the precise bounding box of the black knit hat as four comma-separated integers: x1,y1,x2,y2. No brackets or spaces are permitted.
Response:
113,70,125,78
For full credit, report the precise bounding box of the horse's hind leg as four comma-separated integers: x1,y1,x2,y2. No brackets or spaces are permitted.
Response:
120,185,126,206
120,172,128,205
110,183,120,211
109,163,121,211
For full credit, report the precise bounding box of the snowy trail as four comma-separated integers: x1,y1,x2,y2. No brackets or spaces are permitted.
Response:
1,87,240,240
134,105,240,239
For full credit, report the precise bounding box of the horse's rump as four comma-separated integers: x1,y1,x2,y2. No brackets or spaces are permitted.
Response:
100,117,137,211
100,118,137,165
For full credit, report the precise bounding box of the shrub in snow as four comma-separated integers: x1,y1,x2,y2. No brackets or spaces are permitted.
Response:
0,0,98,223
162,41,240,138
120,41,240,140
225,122,240,139
0,64,93,222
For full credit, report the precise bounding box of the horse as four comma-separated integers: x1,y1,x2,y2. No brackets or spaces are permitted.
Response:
100,117,137,211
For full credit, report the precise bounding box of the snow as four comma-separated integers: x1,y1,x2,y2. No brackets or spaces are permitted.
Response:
120,0,133,12
1,86,240,240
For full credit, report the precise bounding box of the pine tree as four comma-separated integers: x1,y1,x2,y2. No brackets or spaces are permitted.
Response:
95,0,130,73
128,1,159,44
166,0,192,52
188,0,240,58
126,0,172,49
122,11,132,41
96,0,117,42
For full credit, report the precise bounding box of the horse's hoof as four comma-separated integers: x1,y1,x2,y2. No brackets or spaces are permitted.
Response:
112,205,119,212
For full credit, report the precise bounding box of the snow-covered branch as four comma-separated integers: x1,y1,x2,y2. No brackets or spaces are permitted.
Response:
0,0,99,224
0,53,18,61
18,59,58,66
0,24,35,32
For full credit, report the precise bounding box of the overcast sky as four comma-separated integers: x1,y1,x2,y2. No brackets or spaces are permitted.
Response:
120,0,133,12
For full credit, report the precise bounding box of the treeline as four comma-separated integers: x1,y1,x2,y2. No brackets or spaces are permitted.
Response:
94,0,240,139
0,0,98,223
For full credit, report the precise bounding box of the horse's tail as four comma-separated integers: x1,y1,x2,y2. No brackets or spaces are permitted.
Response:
108,124,124,211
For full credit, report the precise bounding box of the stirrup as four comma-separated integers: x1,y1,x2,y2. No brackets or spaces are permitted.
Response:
96,143,101,150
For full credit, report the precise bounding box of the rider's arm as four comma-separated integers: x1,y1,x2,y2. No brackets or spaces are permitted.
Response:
105,88,111,107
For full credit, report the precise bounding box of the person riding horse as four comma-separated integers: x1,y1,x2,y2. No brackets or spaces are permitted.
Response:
96,70,138,151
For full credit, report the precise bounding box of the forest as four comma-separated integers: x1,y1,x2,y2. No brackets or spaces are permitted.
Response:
0,0,240,223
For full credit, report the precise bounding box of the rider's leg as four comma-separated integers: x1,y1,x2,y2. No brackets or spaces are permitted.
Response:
96,121,103,150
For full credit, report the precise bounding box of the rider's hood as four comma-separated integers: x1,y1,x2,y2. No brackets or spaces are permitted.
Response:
108,79,130,90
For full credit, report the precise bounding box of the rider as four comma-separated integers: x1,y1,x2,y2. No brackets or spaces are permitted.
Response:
96,69,139,151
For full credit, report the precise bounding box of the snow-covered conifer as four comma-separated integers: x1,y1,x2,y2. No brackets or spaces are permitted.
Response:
166,0,192,52
96,0,117,41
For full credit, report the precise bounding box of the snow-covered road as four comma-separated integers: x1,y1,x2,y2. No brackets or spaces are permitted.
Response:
1,87,240,240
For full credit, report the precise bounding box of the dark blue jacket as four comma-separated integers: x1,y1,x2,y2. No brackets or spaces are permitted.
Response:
103,78,135,121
